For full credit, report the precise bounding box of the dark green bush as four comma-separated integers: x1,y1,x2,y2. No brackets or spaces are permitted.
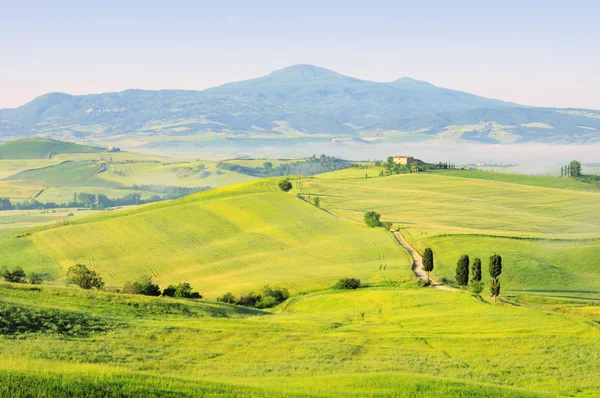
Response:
1,266,27,283
278,179,293,192
122,276,161,296
216,292,236,304
334,278,361,290
364,211,381,228
162,283,201,299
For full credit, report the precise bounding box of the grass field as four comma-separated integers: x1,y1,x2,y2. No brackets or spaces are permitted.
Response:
295,170,600,300
0,179,410,296
0,283,598,397
2,141,600,396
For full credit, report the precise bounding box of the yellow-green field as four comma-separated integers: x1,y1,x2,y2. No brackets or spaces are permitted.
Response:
0,283,598,397
2,145,600,396
0,179,410,297
295,170,600,299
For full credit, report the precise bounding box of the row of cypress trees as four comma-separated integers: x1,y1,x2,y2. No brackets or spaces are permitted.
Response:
456,254,503,301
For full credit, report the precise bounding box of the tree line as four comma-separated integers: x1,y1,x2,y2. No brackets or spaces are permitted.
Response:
219,155,351,177
0,185,209,211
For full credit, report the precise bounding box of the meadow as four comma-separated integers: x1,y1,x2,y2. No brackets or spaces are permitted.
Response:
2,142,600,396
295,170,600,300
0,282,598,397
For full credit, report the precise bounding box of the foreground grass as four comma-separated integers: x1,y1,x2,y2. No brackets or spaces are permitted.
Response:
0,283,597,396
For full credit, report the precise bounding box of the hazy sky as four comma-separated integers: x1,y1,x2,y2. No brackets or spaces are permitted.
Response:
1,0,599,109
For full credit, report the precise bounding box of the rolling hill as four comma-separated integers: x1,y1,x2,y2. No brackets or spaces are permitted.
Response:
1,65,599,150
0,179,410,296
0,138,102,159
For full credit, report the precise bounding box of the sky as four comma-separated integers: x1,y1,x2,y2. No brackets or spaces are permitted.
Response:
1,0,599,109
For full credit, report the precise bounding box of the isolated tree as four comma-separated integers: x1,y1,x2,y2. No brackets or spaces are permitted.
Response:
490,279,501,303
66,264,105,290
263,161,273,171
455,254,470,288
422,248,434,282
313,196,321,207
278,179,293,192
489,255,502,279
569,160,582,177
471,258,482,282
364,211,381,228
1,266,27,283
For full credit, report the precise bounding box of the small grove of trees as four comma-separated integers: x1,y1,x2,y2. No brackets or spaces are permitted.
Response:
278,179,293,192
217,285,290,309
334,278,361,290
66,264,105,290
162,283,202,299
455,254,470,288
123,276,161,296
422,248,434,282
489,254,502,302
364,211,381,228
1,266,45,285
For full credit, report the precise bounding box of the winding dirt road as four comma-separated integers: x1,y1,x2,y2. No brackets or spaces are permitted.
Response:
390,230,457,291
293,193,456,290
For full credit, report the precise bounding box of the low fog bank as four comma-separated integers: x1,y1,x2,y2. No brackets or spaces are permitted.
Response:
123,141,600,176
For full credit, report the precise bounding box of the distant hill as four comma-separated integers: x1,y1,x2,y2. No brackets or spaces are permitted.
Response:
1,65,599,149
0,138,102,159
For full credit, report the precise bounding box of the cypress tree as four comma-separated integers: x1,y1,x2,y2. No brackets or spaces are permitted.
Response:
489,255,502,279
471,258,482,282
422,248,434,282
455,254,470,288
490,279,501,303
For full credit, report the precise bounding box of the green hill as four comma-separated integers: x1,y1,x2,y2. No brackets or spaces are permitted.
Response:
0,138,102,159
296,170,600,299
0,179,410,296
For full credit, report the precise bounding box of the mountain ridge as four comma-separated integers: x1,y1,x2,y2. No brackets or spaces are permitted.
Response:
1,64,599,148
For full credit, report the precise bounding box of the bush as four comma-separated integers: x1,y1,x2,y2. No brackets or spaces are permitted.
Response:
313,196,321,207
28,273,44,285
122,276,161,296
216,292,236,304
1,266,27,283
334,278,361,290
255,295,278,309
16,232,31,238
236,292,261,307
278,179,293,192
162,283,201,299
66,264,105,290
261,285,290,303
364,211,381,228
471,280,484,294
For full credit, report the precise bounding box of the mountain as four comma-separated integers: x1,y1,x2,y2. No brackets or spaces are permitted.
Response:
1,65,599,150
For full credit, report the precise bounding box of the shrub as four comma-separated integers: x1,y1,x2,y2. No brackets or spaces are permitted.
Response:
1,266,27,284
236,292,261,307
162,283,201,299
278,179,293,192
28,273,44,285
471,280,484,294
364,211,381,228
261,285,290,303
122,276,161,296
255,295,278,309
16,232,31,238
216,292,236,304
334,278,361,290
313,196,321,207
66,264,105,290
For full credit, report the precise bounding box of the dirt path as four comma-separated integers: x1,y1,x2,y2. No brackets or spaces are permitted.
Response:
292,192,456,290
390,230,457,291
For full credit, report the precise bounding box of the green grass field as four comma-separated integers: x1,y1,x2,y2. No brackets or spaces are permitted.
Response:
2,141,600,396
0,282,598,397
295,170,600,300
0,138,102,159
0,179,410,296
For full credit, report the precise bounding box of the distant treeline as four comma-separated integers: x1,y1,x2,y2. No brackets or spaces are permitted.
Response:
0,186,210,211
218,155,351,177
